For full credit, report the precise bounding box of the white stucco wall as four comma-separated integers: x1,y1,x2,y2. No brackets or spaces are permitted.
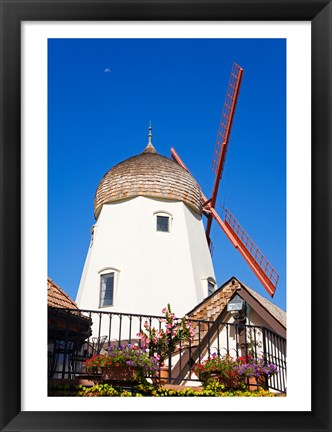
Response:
76,196,216,336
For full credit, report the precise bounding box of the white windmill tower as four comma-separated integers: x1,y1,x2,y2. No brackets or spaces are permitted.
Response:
76,123,217,320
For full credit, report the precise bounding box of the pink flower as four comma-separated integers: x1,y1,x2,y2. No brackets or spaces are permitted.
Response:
162,307,167,314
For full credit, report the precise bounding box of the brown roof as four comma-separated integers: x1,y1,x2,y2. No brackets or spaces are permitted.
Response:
47,277,78,310
188,277,240,321
240,283,287,328
94,144,202,218
188,276,286,330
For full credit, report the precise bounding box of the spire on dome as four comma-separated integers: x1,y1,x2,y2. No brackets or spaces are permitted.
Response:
148,121,153,144
143,121,157,154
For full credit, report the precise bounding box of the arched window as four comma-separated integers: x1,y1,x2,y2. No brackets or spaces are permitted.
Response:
203,276,216,296
99,273,114,307
208,279,215,296
98,267,120,308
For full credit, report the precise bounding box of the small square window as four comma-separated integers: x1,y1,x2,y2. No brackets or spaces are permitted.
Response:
156,215,169,232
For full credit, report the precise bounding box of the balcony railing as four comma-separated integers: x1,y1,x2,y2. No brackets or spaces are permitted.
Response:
48,307,287,393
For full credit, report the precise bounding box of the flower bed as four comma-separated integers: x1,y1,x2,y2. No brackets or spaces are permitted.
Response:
48,382,284,397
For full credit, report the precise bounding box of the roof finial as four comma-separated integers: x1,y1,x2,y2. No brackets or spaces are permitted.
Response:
143,121,157,154
148,121,153,145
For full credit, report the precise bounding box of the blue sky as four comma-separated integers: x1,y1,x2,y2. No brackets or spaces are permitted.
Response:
48,38,286,311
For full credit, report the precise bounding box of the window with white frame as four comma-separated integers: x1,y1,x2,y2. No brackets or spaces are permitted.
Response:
99,273,114,307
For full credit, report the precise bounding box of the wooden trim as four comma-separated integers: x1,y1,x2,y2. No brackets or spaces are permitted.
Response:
172,310,227,382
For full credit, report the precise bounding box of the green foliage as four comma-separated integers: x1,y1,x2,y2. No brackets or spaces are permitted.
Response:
48,382,283,397
202,381,275,397
78,384,121,397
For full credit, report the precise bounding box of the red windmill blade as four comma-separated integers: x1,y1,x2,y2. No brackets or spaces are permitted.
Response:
223,208,280,297
205,63,244,246
170,62,279,298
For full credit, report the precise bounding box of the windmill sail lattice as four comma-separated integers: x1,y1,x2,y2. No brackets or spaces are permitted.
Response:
224,209,279,297
211,63,244,179
206,63,243,243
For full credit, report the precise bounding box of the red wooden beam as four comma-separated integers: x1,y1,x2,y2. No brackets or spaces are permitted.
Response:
207,205,278,298
206,63,244,242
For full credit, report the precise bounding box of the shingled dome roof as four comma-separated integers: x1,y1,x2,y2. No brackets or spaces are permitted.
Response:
94,142,202,218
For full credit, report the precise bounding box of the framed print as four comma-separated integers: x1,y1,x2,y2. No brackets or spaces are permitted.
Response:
1,1,331,431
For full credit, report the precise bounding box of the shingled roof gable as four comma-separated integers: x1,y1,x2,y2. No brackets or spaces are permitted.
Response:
240,282,286,328
47,277,78,310
187,276,286,330
187,277,240,321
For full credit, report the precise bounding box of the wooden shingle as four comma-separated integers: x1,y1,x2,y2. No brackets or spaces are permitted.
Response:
94,144,202,218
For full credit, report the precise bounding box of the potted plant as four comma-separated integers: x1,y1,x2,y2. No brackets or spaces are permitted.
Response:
137,304,195,383
193,354,245,389
83,344,159,384
193,354,278,389
236,355,279,389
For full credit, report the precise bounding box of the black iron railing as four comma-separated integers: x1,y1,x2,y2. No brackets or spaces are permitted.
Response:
48,307,287,393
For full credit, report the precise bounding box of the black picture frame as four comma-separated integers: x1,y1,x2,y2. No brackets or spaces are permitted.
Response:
0,1,331,431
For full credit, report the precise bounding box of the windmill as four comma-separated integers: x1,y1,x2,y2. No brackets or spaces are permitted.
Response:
171,63,279,298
